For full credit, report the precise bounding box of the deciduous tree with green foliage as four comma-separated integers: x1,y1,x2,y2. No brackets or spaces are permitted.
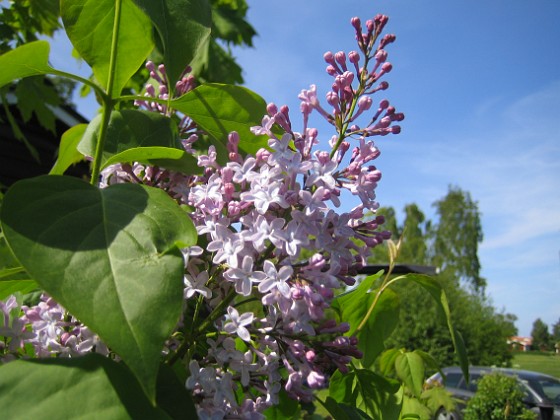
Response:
531,318,552,351
370,187,517,368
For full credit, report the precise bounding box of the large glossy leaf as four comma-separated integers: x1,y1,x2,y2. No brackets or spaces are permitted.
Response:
61,0,154,97
133,0,212,93
0,41,53,89
50,124,88,175
0,175,197,401
78,109,185,168
0,354,172,418
171,83,269,157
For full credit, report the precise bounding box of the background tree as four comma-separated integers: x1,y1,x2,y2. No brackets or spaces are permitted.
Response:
552,318,560,349
370,186,517,367
430,186,486,291
531,318,551,351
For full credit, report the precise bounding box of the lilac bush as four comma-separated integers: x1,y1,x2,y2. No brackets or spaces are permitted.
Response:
0,4,471,418
0,13,402,417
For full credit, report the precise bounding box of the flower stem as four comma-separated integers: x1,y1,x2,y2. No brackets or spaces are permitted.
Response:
89,0,122,185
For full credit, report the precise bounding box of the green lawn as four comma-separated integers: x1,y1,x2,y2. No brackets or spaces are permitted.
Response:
512,352,560,378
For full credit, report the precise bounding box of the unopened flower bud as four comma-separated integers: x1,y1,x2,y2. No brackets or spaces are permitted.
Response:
348,51,360,64
267,102,278,116
374,50,388,63
323,51,335,65
326,65,338,76
381,62,393,73
335,51,347,71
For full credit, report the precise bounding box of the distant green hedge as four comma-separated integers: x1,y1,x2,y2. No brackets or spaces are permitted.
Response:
464,373,536,420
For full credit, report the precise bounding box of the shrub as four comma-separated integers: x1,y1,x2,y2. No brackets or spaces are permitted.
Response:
464,372,536,420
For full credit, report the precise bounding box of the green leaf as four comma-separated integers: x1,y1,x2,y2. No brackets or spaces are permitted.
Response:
14,76,61,133
78,109,183,167
132,0,212,94
402,274,470,383
263,389,301,419
0,354,170,418
323,396,372,420
329,369,357,405
0,41,53,89
61,0,154,97
103,146,201,174
156,363,198,418
354,369,402,420
332,272,399,368
0,280,38,300
358,288,400,368
171,83,269,158
0,175,197,401
50,124,88,175
378,348,401,376
401,396,432,420
395,351,425,398
331,271,383,334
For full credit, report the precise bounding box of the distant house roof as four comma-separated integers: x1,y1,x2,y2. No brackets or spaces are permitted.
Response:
357,264,438,276
508,336,533,346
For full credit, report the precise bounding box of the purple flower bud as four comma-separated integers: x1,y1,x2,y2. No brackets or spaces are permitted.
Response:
305,350,316,362
393,112,405,122
348,51,360,64
380,33,396,48
377,81,389,91
379,99,390,109
358,96,372,112
326,65,338,76
323,51,335,65
391,125,402,134
381,62,393,73
335,51,347,71
267,102,278,116
351,17,362,32
374,50,388,63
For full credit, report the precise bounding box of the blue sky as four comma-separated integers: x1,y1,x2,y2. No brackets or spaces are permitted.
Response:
49,1,559,337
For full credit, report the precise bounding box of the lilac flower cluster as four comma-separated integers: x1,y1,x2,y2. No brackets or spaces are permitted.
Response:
0,13,402,419
1,294,108,363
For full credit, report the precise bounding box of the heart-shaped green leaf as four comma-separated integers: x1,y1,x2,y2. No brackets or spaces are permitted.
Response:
133,0,212,94
78,109,182,166
0,41,53,89
0,354,171,418
0,175,196,401
171,83,269,157
61,0,154,97
395,351,425,398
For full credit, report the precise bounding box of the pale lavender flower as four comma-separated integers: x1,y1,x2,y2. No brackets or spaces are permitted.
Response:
258,261,293,299
224,256,266,296
223,306,254,342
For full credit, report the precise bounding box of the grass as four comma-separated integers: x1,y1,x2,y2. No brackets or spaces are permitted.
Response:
512,351,560,378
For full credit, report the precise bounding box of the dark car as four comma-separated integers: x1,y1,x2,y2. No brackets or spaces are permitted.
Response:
427,366,560,420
